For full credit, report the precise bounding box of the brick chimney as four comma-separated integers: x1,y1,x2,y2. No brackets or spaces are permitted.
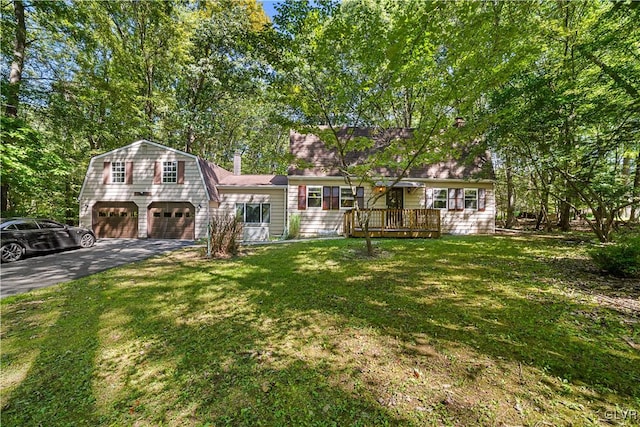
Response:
233,152,241,175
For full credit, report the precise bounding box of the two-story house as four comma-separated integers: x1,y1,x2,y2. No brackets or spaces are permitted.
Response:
78,140,287,240
79,131,495,240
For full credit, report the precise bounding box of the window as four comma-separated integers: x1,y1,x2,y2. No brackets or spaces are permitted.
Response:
38,220,64,229
236,203,271,223
465,189,478,210
175,212,183,218
163,161,177,183
15,220,40,230
307,186,322,208
153,212,161,217
261,204,271,223
341,187,355,208
112,162,125,183
433,189,447,209
427,188,448,209
163,212,172,218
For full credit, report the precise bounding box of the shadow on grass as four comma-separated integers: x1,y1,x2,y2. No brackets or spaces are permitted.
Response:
1,279,108,426
2,255,407,426
230,237,640,400
2,236,638,426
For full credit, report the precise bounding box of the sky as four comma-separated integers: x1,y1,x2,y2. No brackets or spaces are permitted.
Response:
260,1,282,21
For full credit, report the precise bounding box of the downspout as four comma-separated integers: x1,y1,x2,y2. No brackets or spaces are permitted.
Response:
283,186,288,239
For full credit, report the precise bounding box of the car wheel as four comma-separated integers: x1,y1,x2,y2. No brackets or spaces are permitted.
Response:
1,242,24,263
79,233,96,248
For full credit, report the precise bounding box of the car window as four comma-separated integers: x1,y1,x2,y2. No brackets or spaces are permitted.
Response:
1,223,18,231
37,220,64,229
14,220,40,230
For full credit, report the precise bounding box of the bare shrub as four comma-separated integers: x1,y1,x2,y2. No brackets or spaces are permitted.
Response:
208,215,243,257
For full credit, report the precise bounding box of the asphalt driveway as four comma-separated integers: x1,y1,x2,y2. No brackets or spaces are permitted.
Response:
0,239,193,299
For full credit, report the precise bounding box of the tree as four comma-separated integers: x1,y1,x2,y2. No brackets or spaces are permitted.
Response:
275,0,511,254
485,1,639,242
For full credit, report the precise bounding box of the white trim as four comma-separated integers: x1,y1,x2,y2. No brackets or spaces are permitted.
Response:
464,188,478,210
307,185,323,209
90,139,199,161
195,159,215,202
216,185,288,190
77,156,94,201
288,176,495,184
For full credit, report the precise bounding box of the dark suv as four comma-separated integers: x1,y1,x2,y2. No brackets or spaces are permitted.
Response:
0,218,96,263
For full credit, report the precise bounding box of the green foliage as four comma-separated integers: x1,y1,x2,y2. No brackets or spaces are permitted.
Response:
0,115,70,219
286,213,301,239
484,1,640,241
590,235,640,278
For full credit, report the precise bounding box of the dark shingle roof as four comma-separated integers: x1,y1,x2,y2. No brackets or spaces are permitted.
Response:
288,127,494,180
218,174,288,186
198,158,232,202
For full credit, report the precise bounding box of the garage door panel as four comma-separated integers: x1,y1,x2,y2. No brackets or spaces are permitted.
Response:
93,202,138,238
147,202,194,239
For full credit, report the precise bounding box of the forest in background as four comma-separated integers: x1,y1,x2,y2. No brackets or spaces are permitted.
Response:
2,0,638,242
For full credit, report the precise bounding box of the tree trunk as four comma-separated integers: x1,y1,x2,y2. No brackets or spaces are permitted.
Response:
5,0,25,118
559,198,572,231
355,209,374,256
2,0,26,213
505,153,516,228
630,151,640,221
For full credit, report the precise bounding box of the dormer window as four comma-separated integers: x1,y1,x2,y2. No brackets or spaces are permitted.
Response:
163,161,177,183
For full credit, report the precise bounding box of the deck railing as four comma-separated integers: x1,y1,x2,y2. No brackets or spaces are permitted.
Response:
343,209,441,238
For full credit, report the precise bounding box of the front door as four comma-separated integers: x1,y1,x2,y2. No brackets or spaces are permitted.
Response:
386,188,404,228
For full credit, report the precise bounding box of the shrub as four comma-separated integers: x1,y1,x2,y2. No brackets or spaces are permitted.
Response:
589,235,640,278
286,213,301,239
207,215,243,257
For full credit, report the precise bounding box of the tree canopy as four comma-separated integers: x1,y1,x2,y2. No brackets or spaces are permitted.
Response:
1,0,637,241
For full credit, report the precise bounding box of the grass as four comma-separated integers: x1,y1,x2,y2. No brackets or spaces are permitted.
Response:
1,235,639,426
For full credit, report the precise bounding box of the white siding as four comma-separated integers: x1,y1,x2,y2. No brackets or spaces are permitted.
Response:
287,178,357,237
288,178,495,236
422,182,495,234
216,188,287,239
79,141,210,239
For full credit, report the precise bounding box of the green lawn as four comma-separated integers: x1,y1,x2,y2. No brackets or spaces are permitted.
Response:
1,236,639,426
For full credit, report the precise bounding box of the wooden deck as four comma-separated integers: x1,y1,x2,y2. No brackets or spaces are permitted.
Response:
343,209,441,238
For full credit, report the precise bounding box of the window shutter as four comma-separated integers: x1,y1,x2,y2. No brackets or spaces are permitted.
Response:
331,186,340,210
103,162,111,185
425,188,433,209
298,185,306,210
125,162,133,185
356,186,365,209
448,188,456,211
478,188,486,212
456,189,464,211
154,162,161,184
177,161,185,184
322,186,330,210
